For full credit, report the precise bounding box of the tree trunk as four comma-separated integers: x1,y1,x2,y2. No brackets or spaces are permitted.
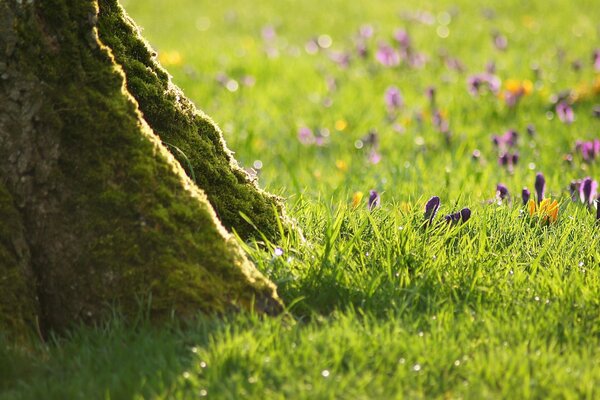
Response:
0,0,283,339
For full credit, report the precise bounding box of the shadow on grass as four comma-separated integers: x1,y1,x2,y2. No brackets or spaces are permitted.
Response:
0,314,231,399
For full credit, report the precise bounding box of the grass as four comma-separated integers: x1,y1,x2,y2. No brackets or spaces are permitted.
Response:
2,0,600,398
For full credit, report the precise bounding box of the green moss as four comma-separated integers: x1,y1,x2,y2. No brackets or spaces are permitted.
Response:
2,0,282,334
0,183,38,341
95,0,289,241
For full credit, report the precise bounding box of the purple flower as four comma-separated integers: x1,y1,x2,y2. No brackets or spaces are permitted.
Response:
425,86,436,105
393,29,411,49
535,172,546,203
556,102,574,124
460,208,471,223
358,24,374,39
575,139,600,162
384,86,404,112
424,196,441,224
368,149,382,164
467,73,501,96
298,127,314,145
496,184,509,201
597,199,600,220
593,49,600,71
368,190,380,210
329,51,351,69
522,188,531,205
445,208,471,224
492,31,508,51
580,177,598,206
376,43,400,67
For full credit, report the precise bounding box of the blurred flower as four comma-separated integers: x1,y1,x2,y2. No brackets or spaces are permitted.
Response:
385,86,404,113
351,191,364,208
368,150,382,164
492,31,508,51
376,43,400,67
368,190,380,210
358,24,374,39
467,73,501,96
261,25,277,42
500,79,533,107
570,180,581,202
393,29,411,49
593,105,600,119
575,139,600,162
535,172,546,203
425,86,436,106
522,188,531,205
329,51,351,69
593,49,600,71
498,151,519,171
527,198,559,224
556,102,574,124
424,196,441,224
297,126,314,145
492,129,519,149
526,124,536,136
496,184,509,201
335,159,348,172
158,50,183,66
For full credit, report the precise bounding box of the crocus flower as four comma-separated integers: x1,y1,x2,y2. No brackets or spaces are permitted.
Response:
424,196,441,224
522,188,531,205
535,172,546,203
425,86,436,106
358,24,374,39
597,199,600,220
556,102,574,124
496,184,509,201
368,190,380,210
467,73,501,96
376,43,400,67
444,207,471,225
460,208,471,222
351,191,364,208
384,86,404,112
527,198,559,224
580,177,598,206
593,49,600,71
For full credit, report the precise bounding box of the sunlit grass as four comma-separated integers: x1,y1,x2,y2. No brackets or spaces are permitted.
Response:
2,0,599,398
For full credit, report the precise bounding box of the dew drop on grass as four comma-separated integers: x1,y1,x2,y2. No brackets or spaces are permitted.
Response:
199,389,208,397
398,358,405,364
528,163,536,170
183,371,191,379
454,360,461,366
321,369,330,378
412,363,421,372
253,160,263,169
200,361,207,368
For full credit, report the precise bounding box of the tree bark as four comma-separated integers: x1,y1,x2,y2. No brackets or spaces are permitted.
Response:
0,0,283,339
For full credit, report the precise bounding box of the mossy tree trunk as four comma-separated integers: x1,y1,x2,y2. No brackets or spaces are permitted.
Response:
0,0,284,340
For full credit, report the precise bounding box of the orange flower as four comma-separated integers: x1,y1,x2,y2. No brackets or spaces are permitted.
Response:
351,191,364,208
527,198,559,223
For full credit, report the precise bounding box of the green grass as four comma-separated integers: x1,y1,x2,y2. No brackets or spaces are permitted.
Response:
2,0,600,398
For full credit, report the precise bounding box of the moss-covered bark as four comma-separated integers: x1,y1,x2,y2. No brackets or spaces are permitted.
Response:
0,182,38,342
95,0,288,241
0,0,282,337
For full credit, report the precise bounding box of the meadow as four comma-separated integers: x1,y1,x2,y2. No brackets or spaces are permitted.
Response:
1,0,599,398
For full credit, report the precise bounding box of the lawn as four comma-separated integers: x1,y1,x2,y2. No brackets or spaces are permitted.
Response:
1,0,599,398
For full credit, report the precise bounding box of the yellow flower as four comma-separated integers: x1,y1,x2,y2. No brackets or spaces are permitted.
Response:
335,159,348,172
527,198,559,223
351,191,364,208
335,119,348,131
